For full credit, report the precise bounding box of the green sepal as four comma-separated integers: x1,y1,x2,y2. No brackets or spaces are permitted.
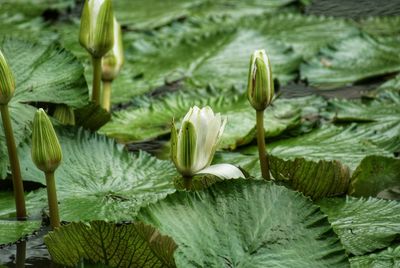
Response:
0,50,15,105
178,121,197,176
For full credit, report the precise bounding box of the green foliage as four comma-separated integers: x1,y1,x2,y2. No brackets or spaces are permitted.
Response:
350,245,400,268
18,128,177,222
0,191,47,245
357,16,400,37
270,156,350,199
101,87,320,148
319,197,400,255
301,34,400,89
350,156,400,200
0,38,88,178
254,13,359,58
45,221,177,267
139,180,349,267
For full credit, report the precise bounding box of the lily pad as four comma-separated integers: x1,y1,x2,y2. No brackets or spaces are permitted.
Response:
350,156,400,200
301,34,400,89
114,0,300,30
138,180,349,267
101,87,319,149
241,123,396,171
319,196,400,255
0,38,88,178
0,191,47,245
45,221,177,267
18,128,177,222
350,245,400,268
254,13,359,58
357,16,400,37
270,156,350,199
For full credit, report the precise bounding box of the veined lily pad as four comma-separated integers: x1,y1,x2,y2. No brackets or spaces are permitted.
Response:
18,128,177,222
319,196,400,255
270,156,350,199
138,180,348,267
114,0,300,30
45,221,177,267
0,38,88,179
350,245,400,268
100,87,320,149
241,123,395,171
253,13,359,58
350,156,400,200
301,34,400,89
357,16,400,37
0,191,47,245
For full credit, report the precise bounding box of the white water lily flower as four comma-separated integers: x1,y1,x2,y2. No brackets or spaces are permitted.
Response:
171,106,245,179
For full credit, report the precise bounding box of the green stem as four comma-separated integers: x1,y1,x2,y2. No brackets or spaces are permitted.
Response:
92,56,102,105
101,80,112,112
45,172,60,229
256,110,270,180
0,104,26,220
16,240,26,268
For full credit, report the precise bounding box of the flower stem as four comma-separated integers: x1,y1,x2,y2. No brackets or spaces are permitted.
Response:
91,56,102,105
256,110,270,180
0,104,27,220
45,172,60,229
101,80,112,112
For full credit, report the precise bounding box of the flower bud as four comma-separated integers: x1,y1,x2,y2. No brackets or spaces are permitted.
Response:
102,18,124,82
0,50,15,105
31,109,62,173
79,0,114,58
53,105,75,126
247,49,274,111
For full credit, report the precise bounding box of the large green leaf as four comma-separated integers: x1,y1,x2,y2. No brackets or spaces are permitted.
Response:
101,87,320,149
0,38,88,178
121,17,300,99
357,16,400,37
319,197,400,255
329,98,400,153
350,156,400,200
0,190,47,245
241,123,395,171
138,180,349,267
301,34,400,89
45,221,177,267
18,128,177,222
114,0,299,30
350,245,400,268
253,13,359,58
270,156,350,199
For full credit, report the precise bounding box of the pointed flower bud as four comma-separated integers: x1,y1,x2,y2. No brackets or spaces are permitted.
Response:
171,106,226,177
247,49,274,111
31,109,62,173
79,0,114,58
102,18,124,82
0,50,15,105
53,105,75,126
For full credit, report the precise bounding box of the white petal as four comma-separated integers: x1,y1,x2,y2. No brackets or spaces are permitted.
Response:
196,164,245,179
